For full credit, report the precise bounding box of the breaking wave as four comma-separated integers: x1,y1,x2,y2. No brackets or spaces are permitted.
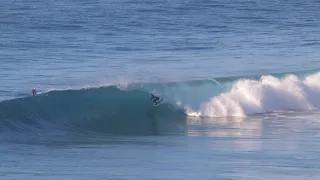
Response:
190,72,320,117
0,69,320,135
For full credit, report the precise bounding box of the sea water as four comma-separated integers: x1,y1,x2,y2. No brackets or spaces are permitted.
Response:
1,0,320,179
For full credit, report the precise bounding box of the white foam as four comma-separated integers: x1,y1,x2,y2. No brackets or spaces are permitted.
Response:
187,73,320,117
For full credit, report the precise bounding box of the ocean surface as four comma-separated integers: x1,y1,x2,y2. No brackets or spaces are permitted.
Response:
1,0,320,179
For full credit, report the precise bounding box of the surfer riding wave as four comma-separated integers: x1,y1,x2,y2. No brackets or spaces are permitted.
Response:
150,93,161,105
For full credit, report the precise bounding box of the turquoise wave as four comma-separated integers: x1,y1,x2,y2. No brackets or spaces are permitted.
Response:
0,69,319,135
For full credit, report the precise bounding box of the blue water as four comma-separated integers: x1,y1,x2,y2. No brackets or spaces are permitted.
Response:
1,0,320,179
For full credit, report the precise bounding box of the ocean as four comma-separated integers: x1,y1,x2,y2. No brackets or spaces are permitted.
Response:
1,0,320,179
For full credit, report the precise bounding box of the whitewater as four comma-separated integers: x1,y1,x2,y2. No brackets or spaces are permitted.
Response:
189,72,320,117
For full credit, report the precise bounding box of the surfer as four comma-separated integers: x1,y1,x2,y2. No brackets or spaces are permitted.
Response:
31,88,36,96
150,93,160,105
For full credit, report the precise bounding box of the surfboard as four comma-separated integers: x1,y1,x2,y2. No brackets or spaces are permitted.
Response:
153,98,163,106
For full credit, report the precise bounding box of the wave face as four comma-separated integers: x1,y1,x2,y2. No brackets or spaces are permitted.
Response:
0,70,320,136
0,87,187,136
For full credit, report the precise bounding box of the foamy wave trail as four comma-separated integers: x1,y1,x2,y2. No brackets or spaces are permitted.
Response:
0,87,187,136
188,72,320,117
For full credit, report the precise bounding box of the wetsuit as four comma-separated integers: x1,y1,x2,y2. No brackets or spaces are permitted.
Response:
150,94,160,104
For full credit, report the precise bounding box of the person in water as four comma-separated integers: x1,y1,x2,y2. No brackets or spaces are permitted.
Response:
31,88,37,96
150,93,160,105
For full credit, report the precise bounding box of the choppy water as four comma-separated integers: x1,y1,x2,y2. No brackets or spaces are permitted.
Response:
1,0,320,179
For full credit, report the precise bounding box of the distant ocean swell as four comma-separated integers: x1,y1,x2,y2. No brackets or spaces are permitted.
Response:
0,70,319,135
